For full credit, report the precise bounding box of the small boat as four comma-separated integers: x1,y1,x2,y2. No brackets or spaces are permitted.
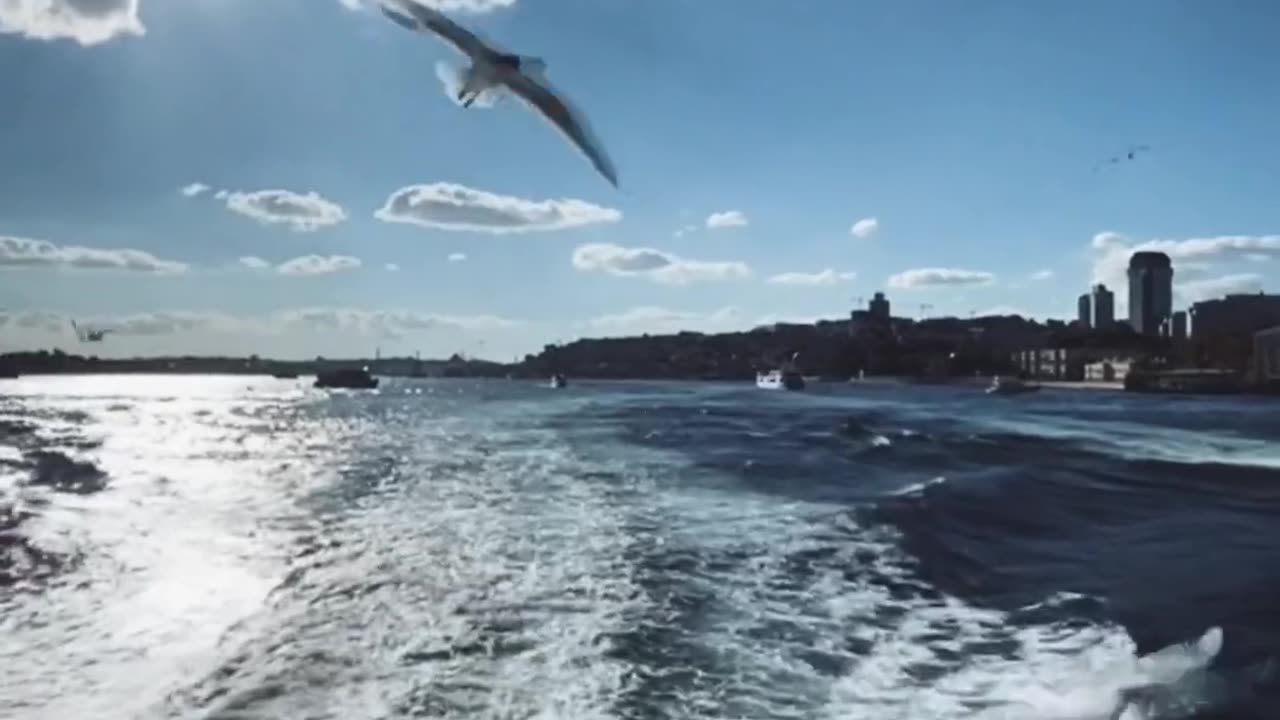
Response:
985,375,1040,395
550,373,568,388
756,369,805,391
314,367,379,389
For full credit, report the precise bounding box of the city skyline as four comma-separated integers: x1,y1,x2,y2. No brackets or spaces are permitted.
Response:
3,1,1280,359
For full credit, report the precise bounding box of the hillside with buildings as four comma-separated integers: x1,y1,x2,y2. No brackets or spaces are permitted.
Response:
4,250,1280,393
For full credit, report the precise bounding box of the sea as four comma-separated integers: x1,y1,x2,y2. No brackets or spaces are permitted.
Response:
2,374,1279,720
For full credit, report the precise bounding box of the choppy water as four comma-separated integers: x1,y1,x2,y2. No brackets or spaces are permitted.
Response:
2,375,1279,720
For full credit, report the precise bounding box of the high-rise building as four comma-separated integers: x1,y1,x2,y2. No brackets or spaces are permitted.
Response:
1091,284,1115,329
1077,293,1092,327
1128,251,1174,336
869,292,890,321
1171,310,1187,340
1190,293,1280,337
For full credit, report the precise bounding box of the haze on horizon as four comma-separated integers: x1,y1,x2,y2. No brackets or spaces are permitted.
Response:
2,0,1279,361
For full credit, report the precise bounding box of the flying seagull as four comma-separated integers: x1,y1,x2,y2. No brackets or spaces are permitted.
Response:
70,319,111,343
378,0,619,189
1092,143,1155,174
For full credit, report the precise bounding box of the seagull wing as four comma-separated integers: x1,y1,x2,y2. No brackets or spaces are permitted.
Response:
503,69,619,188
378,0,492,59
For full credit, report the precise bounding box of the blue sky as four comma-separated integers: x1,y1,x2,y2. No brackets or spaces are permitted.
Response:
2,0,1279,360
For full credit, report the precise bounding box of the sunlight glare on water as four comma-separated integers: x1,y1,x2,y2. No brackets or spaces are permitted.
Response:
1,377,1272,720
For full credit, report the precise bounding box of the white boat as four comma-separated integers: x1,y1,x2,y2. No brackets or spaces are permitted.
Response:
550,373,568,388
756,369,805,391
985,375,1040,395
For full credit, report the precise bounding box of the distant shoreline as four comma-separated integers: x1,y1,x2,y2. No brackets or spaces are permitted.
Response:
1038,380,1125,391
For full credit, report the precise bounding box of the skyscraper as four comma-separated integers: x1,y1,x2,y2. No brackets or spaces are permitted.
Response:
1077,293,1092,327
1091,283,1115,329
869,292,890,321
1127,252,1173,336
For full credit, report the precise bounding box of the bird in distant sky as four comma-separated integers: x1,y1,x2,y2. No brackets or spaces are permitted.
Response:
1093,144,1155,173
378,0,619,189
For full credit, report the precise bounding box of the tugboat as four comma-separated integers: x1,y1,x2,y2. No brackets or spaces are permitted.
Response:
314,366,379,389
756,368,805,391
550,373,568,389
756,352,805,391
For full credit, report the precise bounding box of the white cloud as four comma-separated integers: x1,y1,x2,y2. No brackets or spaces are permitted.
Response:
753,312,826,327
0,0,143,46
270,307,521,336
1030,269,1054,280
673,224,699,239
0,235,187,274
447,252,467,262
375,183,620,234
181,182,210,198
0,307,522,340
974,305,1035,318
1091,231,1280,291
706,210,748,229
766,269,856,287
239,256,271,271
587,306,741,336
385,263,400,272
1177,274,1263,303
851,217,879,239
571,242,752,285
224,189,348,232
1246,253,1271,263
887,267,996,289
277,255,362,276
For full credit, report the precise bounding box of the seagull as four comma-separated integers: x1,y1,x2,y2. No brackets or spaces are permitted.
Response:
70,319,111,343
1092,144,1154,173
378,0,619,188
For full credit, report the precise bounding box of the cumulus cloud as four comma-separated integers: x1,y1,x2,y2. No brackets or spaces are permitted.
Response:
0,0,143,46
587,306,741,336
766,269,856,287
271,307,521,336
375,183,620,234
1177,274,1264,303
887,267,996,289
181,182,210,198
0,310,67,333
0,236,187,274
0,307,523,340
572,243,752,285
974,305,1035,318
276,255,362,276
224,189,348,232
1030,269,1054,280
1091,231,1280,291
706,210,748,229
851,217,879,239
239,256,271,271
448,252,467,262
385,263,400,272
673,224,699,239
